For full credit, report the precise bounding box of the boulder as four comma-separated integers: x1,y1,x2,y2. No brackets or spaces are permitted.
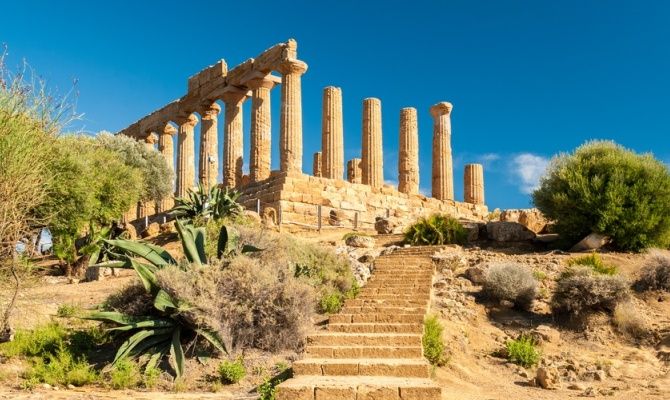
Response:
374,217,399,234
464,264,487,285
262,207,277,227
570,233,611,252
159,221,176,234
345,235,375,249
536,366,561,390
122,223,138,240
85,266,114,282
141,222,160,238
462,222,481,242
500,208,548,233
328,210,347,226
243,210,262,224
486,221,536,242
529,325,561,345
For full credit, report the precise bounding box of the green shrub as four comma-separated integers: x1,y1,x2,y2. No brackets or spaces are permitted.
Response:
0,323,67,358
319,292,343,314
219,358,246,384
423,315,447,366
143,366,161,389
635,251,670,291
566,253,617,275
482,263,538,310
505,335,540,368
109,357,141,389
25,345,97,387
258,377,277,400
56,304,81,318
552,266,629,316
533,140,670,252
404,214,467,246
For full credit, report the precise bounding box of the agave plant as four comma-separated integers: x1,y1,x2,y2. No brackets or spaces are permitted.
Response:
170,184,242,222
404,214,468,246
86,219,259,377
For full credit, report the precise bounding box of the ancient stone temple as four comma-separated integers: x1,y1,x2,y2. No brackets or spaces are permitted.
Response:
118,39,488,226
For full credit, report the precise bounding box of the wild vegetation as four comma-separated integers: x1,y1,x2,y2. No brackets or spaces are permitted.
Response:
482,263,538,310
404,214,467,246
533,140,670,252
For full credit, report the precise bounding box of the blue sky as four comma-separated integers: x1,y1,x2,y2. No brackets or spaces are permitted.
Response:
2,1,668,209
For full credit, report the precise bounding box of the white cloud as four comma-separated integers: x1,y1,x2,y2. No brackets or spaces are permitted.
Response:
512,153,549,195
479,153,501,162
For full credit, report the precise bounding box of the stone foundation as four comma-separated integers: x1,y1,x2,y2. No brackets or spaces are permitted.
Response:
238,172,488,229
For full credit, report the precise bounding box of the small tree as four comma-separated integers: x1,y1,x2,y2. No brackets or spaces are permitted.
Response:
533,141,670,252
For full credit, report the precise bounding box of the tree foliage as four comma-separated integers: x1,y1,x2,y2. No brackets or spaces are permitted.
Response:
533,141,670,252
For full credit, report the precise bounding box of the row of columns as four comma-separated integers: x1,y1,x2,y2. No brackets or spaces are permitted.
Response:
316,88,484,205
146,59,308,200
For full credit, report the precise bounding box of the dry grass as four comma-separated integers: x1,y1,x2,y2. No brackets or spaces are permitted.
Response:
613,301,650,340
482,263,538,310
552,266,629,316
636,250,670,291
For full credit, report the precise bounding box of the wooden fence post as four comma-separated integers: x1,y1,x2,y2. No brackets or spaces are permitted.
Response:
317,205,322,233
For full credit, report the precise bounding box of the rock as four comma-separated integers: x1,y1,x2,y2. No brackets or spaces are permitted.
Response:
500,208,548,233
464,264,487,285
462,222,481,242
85,266,114,282
536,366,561,390
486,221,536,242
374,216,399,234
534,234,560,244
243,210,262,224
345,235,375,248
328,210,347,226
568,383,585,391
159,221,176,234
42,383,52,390
357,254,375,263
570,233,611,252
67,384,75,390
123,223,138,240
262,207,278,227
141,222,160,238
530,325,561,345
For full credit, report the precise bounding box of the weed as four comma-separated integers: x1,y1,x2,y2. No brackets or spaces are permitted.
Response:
319,292,343,314
0,323,66,358
143,366,161,389
56,304,80,318
566,253,617,275
258,377,277,400
109,358,141,389
423,315,447,366
219,358,246,384
25,345,97,386
505,335,540,368
613,302,650,339
274,361,289,373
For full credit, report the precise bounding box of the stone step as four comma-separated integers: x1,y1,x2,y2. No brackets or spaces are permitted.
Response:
355,295,430,301
275,375,441,400
292,358,431,378
330,313,424,324
306,333,421,347
305,345,423,359
345,299,429,307
328,323,422,334
339,306,425,314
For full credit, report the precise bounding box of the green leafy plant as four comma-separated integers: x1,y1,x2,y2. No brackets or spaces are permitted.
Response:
25,344,98,387
566,253,617,275
218,358,246,384
319,292,343,314
505,335,540,368
404,214,467,246
423,315,447,366
533,140,670,252
109,357,141,389
170,184,242,222
56,304,81,318
85,219,234,378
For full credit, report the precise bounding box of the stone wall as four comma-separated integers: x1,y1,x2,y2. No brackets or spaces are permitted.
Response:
238,172,488,229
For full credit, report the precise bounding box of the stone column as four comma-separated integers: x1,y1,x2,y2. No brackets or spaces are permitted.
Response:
199,102,221,188
313,152,322,177
398,107,419,194
158,123,176,211
248,77,276,182
222,91,247,188
144,133,157,151
464,163,485,205
277,59,308,174
361,98,383,188
321,86,344,180
347,158,362,184
430,102,454,200
176,114,198,197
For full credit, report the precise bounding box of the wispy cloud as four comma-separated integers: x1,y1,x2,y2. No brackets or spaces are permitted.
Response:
512,153,549,195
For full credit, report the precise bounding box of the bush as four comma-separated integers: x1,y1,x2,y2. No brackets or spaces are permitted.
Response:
505,335,540,368
613,302,649,339
219,358,246,384
533,140,670,252
26,345,97,387
552,267,629,316
0,323,67,358
636,251,670,291
423,315,447,366
319,292,343,314
404,214,467,246
566,253,617,275
109,358,141,389
482,263,538,310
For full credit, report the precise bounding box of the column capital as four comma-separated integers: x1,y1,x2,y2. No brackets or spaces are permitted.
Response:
277,59,308,76
175,113,199,127
430,102,453,117
162,123,177,136
221,88,250,105
199,102,221,120
144,132,158,144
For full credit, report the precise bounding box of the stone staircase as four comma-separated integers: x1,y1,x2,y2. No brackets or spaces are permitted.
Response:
276,247,443,399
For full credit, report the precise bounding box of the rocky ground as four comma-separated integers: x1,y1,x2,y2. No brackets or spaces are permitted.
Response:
1,229,669,399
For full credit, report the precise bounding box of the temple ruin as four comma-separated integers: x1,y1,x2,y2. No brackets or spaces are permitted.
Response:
118,39,488,228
